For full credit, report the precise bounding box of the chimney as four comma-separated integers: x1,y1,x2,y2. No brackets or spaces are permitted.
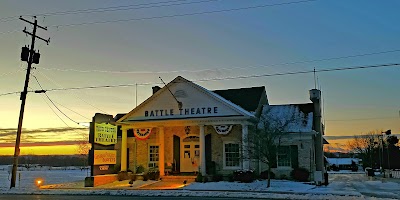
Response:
152,86,161,94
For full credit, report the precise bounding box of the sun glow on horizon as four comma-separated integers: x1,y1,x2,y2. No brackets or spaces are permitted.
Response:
0,144,90,156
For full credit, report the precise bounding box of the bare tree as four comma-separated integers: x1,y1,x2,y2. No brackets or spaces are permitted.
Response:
346,130,382,169
247,106,298,188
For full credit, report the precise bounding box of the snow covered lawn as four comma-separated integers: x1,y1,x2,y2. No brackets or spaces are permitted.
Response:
184,179,315,193
0,165,87,190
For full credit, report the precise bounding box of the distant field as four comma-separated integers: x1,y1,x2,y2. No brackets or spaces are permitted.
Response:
0,165,88,190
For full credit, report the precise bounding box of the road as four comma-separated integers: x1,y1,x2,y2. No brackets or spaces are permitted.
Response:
328,173,400,199
0,195,273,200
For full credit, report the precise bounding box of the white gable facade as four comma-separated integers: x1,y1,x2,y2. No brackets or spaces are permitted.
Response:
116,76,256,176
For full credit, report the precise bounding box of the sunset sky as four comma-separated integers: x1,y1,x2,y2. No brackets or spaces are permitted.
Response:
1,0,399,155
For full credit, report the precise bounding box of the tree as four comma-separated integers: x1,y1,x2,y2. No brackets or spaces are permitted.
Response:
346,130,381,169
247,106,297,188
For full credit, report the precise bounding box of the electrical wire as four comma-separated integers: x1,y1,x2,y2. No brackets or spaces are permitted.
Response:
39,0,220,17
28,62,400,93
36,70,109,114
0,0,208,22
32,75,82,125
36,49,400,75
50,0,319,28
2,62,399,97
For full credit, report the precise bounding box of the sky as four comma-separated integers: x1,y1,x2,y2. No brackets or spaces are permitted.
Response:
0,0,399,155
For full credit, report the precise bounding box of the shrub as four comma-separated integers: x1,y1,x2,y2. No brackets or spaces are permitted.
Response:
136,165,145,174
117,171,128,181
195,173,203,182
147,170,160,180
227,174,234,182
259,170,275,179
212,174,223,182
113,164,121,174
143,174,149,181
233,170,255,183
279,174,288,180
290,168,310,182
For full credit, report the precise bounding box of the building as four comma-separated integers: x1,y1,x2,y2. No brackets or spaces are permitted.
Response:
88,76,326,185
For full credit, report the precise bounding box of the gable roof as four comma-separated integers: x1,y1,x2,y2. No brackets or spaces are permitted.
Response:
260,103,314,133
117,76,255,123
213,86,266,112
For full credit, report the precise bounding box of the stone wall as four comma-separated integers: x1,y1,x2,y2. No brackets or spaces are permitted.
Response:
209,124,242,175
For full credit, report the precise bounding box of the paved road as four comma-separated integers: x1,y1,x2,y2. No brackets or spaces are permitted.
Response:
0,195,271,200
328,173,400,199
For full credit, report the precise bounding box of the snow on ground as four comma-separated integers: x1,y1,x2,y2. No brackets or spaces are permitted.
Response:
0,165,87,190
1,168,399,200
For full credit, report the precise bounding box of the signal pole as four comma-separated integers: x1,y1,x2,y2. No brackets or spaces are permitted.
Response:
10,16,49,189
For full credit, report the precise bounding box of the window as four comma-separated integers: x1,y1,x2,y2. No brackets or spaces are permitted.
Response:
224,142,240,168
277,146,291,167
148,145,159,169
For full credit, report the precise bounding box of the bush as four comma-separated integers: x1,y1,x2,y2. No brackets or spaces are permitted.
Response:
233,170,255,183
143,174,149,181
195,173,203,182
227,174,234,182
211,174,223,182
136,165,145,174
113,164,121,174
279,174,288,180
259,170,275,180
117,171,128,181
147,170,160,180
290,168,310,182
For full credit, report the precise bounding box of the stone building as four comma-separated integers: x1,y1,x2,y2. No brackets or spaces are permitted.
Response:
95,76,325,183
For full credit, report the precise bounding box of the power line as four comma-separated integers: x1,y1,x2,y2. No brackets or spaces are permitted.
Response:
38,0,220,17
2,62,399,96
36,70,109,114
36,48,400,75
50,0,319,28
0,0,205,22
33,75,81,125
25,62,400,93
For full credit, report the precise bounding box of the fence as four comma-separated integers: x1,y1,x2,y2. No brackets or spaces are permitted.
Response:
391,170,400,179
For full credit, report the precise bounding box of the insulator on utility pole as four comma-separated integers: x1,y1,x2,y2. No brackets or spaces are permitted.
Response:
21,46,29,61
33,51,40,64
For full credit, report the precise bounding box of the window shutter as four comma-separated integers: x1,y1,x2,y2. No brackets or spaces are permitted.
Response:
290,145,299,168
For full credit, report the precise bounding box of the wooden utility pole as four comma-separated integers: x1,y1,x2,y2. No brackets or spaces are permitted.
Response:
10,16,49,189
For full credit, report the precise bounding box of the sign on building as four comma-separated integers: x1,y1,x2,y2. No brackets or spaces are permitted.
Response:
94,123,117,145
93,150,117,165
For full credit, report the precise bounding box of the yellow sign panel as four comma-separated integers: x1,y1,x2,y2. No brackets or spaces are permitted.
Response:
94,150,117,165
94,123,117,145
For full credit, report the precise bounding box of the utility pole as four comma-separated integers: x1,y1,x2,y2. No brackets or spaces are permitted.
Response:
10,16,49,189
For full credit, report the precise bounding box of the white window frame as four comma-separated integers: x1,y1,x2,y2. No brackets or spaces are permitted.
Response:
148,144,160,169
277,146,291,168
223,141,241,170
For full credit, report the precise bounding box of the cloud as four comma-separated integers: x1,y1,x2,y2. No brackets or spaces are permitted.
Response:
325,134,400,141
0,140,88,147
0,127,89,143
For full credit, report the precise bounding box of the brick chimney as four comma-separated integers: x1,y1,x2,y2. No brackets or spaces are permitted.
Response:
152,86,161,94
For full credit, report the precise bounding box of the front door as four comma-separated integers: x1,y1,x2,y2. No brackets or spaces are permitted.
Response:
181,136,200,173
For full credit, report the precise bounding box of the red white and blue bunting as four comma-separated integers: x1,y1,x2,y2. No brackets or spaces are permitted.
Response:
134,128,153,140
213,125,233,135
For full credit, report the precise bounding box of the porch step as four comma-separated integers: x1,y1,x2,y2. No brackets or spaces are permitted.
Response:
161,175,196,181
